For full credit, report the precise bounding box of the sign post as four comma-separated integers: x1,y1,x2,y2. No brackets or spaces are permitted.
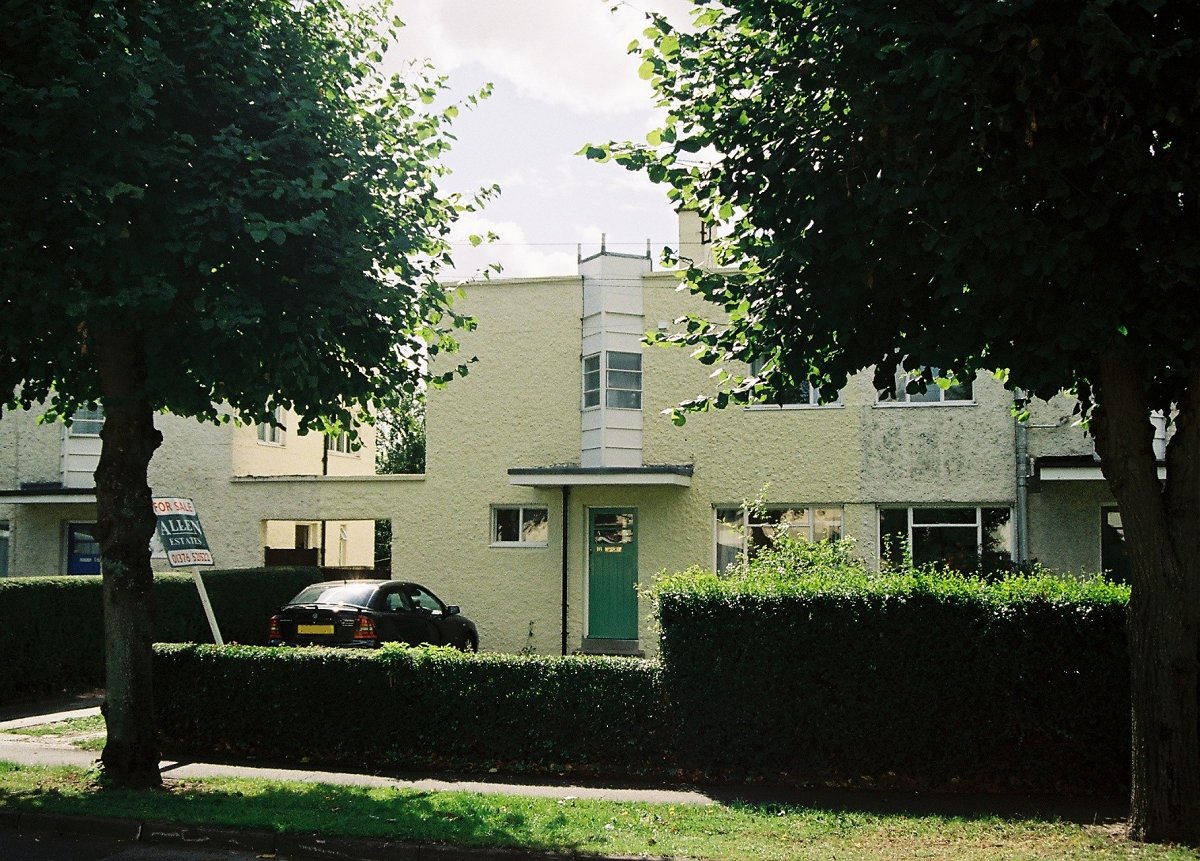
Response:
152,497,223,646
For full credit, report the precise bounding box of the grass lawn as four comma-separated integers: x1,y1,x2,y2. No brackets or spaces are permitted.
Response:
6,714,106,751
2,761,1198,860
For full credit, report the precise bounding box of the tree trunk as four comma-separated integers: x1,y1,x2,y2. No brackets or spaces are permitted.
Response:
93,327,164,788
1093,357,1200,845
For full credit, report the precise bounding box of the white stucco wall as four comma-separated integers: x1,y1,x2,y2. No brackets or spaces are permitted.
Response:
0,405,378,576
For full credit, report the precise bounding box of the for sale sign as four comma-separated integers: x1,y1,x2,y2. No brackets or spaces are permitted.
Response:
152,497,214,568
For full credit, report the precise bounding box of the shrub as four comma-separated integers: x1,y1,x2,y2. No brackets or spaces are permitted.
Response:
0,567,322,704
154,643,670,779
654,538,1131,794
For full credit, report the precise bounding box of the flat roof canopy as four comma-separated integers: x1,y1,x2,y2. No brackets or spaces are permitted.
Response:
1034,455,1165,482
508,464,693,487
0,487,96,504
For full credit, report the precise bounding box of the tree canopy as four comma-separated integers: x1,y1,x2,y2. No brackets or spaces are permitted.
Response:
595,0,1200,844
600,0,1197,413
0,0,487,786
1,0,487,431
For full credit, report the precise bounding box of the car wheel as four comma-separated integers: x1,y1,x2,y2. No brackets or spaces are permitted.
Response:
459,634,477,653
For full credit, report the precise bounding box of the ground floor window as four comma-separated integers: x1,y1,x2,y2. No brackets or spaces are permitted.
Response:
715,505,843,572
1100,506,1130,584
492,505,549,546
879,506,1012,575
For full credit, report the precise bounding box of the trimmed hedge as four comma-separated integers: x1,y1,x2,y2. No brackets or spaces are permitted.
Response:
154,643,670,779
0,567,322,704
654,540,1131,794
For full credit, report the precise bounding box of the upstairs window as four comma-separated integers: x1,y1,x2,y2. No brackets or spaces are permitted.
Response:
257,407,287,446
606,351,642,410
879,367,972,404
715,505,843,572
69,407,104,437
749,358,840,407
327,430,355,455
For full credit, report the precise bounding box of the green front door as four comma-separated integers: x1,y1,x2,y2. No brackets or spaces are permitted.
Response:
588,508,639,640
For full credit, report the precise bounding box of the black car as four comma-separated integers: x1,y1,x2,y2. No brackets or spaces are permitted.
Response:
268,580,478,651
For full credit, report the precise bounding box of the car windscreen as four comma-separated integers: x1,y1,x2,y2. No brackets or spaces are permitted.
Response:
285,584,377,609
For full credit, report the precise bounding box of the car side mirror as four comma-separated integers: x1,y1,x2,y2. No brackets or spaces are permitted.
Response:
446,605,460,616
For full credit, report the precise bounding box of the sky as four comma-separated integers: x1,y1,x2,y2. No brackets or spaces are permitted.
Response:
386,0,696,280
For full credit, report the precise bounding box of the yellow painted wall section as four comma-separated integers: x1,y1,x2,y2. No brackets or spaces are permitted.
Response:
389,277,583,654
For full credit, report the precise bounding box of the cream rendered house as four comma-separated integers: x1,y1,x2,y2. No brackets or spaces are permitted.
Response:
388,217,1136,656
0,406,376,576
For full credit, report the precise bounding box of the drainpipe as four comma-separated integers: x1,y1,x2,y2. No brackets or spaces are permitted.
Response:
1014,391,1030,566
561,484,570,656
319,440,328,567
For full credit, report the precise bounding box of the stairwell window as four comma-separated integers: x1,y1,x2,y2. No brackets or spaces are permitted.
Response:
69,407,104,436
606,351,642,410
582,354,601,409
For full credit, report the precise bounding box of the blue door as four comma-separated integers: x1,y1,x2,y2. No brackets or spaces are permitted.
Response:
67,523,101,575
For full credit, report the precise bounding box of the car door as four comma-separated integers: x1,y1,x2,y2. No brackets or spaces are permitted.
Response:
403,584,451,645
375,585,438,646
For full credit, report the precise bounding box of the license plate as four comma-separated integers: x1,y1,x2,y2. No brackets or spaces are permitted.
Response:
297,624,334,635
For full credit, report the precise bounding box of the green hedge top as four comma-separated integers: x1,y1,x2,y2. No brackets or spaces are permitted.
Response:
654,538,1130,612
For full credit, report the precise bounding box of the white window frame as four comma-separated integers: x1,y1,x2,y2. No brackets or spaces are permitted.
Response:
747,358,842,409
714,505,843,572
582,353,601,410
605,351,642,410
257,407,287,446
491,505,550,547
876,367,974,406
878,506,1013,569
326,430,356,456
68,407,104,437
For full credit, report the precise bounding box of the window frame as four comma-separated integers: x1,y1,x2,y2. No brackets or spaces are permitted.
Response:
582,353,601,410
68,407,104,437
257,407,287,446
713,505,843,573
747,358,842,409
878,505,1013,572
605,350,643,410
876,367,974,406
326,430,356,456
490,504,550,548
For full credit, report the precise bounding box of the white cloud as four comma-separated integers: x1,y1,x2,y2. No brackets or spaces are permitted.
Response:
388,0,694,116
446,214,578,280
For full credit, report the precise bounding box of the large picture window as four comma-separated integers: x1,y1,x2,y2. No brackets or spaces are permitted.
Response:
715,505,842,572
879,506,1012,574
492,505,549,546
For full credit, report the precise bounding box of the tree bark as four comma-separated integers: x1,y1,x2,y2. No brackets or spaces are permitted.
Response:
92,326,164,788
1093,357,1200,845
